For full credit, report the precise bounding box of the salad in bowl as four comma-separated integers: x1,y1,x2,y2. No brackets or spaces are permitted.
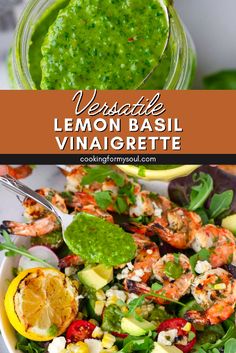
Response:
1,165,236,353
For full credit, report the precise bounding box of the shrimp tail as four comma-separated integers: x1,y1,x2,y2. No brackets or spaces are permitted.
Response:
2,215,60,237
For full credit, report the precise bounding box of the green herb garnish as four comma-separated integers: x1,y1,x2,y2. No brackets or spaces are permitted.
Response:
0,230,53,268
81,166,124,187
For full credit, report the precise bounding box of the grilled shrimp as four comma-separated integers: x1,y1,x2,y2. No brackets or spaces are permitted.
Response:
191,224,236,267
151,208,202,249
185,268,236,325
125,252,193,305
23,188,68,220
127,234,160,283
63,191,114,223
124,207,202,250
3,214,60,237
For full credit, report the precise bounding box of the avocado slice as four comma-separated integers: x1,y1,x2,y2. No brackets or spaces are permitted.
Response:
78,264,113,290
222,214,236,235
121,317,156,336
151,342,182,353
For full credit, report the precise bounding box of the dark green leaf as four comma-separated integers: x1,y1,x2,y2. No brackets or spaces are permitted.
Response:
188,172,213,211
81,166,124,187
209,190,234,219
94,191,113,210
203,70,236,90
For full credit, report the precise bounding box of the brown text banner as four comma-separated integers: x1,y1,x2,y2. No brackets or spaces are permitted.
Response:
0,90,234,155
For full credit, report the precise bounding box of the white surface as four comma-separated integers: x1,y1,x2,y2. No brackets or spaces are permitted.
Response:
0,0,236,88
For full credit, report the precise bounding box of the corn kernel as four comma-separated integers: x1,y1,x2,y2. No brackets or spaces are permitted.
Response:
100,346,118,353
92,326,104,339
214,283,226,290
66,342,89,353
135,307,142,315
95,301,105,315
121,306,129,313
102,333,116,349
182,322,192,332
96,289,106,301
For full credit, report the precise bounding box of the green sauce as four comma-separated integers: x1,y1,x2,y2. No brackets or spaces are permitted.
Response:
27,0,171,89
64,213,136,266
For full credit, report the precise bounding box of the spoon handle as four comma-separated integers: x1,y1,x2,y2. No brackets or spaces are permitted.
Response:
0,174,62,222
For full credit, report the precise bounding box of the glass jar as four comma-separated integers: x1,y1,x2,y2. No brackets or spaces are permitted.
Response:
10,0,196,90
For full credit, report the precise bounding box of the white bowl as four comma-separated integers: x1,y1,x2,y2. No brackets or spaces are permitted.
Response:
0,179,169,353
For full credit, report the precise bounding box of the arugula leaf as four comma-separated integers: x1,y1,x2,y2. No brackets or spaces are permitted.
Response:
209,190,234,219
81,166,124,187
119,336,154,353
188,172,214,211
0,230,53,268
94,191,113,210
203,70,236,90
15,333,45,353
224,338,236,353
201,325,236,351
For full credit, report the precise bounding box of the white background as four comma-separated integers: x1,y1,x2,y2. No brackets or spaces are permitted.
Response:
0,0,236,352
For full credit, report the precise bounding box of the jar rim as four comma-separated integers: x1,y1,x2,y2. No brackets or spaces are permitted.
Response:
12,0,194,90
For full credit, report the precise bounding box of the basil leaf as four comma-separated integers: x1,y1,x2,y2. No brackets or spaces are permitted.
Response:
81,166,124,187
203,70,236,90
188,172,214,211
209,190,234,219
94,191,112,210
224,338,236,353
115,196,128,214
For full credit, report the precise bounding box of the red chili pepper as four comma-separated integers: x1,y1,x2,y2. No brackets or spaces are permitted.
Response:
157,318,196,353
66,320,96,343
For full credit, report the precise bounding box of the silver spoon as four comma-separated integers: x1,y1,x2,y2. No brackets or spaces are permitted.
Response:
0,174,74,233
